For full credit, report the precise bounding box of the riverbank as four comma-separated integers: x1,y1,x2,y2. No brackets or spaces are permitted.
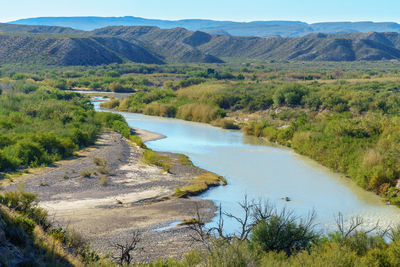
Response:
2,130,222,262
131,127,166,142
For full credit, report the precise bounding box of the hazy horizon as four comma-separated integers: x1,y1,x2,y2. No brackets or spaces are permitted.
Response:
6,15,400,25
1,0,399,24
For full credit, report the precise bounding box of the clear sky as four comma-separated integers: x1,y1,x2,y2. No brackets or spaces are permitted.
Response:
1,0,399,23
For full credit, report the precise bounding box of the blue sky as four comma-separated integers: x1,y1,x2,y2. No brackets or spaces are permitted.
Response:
1,0,399,23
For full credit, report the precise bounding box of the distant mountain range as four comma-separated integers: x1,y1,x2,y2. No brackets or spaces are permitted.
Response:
10,16,400,37
2,23,400,66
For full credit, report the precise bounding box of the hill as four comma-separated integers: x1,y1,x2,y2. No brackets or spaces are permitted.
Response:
0,22,84,35
93,26,400,61
0,33,164,65
199,32,400,61
10,16,400,37
92,26,223,63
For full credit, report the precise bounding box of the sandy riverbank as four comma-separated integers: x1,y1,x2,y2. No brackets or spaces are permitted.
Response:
131,127,166,142
3,130,219,262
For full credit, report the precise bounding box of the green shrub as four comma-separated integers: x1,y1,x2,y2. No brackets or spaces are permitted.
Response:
142,149,171,172
250,215,317,255
0,190,51,230
130,135,146,148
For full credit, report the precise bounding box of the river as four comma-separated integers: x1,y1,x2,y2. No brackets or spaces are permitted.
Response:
93,100,400,234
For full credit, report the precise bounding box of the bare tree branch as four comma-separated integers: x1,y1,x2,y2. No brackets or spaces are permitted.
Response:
186,203,211,249
111,231,141,265
224,195,255,241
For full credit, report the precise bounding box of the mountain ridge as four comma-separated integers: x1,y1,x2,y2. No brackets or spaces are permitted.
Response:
93,26,400,62
2,23,400,65
10,16,400,37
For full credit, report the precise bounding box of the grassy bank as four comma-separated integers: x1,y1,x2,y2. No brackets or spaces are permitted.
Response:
174,172,227,197
132,137,227,197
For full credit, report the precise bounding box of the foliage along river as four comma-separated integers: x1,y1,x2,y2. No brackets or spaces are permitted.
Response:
93,100,400,234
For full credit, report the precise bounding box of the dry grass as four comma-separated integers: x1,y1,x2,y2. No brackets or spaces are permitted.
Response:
362,149,382,168
0,205,83,266
143,102,176,117
39,182,49,186
93,157,107,167
100,98,120,109
175,172,227,197
80,170,92,178
33,226,83,267
97,166,111,175
179,218,204,226
99,176,108,186
177,81,229,101
177,103,224,123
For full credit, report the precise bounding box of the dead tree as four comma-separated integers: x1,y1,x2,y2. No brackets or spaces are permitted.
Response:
112,231,141,265
224,195,255,241
335,212,383,238
208,203,232,241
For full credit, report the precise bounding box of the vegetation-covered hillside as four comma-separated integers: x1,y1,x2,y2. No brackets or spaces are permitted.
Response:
0,80,131,173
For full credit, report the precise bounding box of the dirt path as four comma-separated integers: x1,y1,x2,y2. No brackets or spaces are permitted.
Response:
3,131,218,262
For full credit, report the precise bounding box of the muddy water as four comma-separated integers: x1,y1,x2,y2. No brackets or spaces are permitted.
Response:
94,102,400,233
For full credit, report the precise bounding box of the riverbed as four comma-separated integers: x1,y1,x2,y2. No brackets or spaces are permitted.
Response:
94,101,400,234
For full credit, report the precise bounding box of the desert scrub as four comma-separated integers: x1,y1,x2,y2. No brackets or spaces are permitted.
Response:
142,149,171,172
175,172,227,197
93,157,107,166
99,176,108,186
96,165,111,175
80,170,92,178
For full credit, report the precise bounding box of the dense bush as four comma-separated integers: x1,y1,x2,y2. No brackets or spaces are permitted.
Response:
0,189,51,230
250,215,317,255
0,82,132,172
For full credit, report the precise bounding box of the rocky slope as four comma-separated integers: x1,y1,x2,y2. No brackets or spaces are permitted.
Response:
2,23,400,65
0,34,163,65
94,26,400,61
